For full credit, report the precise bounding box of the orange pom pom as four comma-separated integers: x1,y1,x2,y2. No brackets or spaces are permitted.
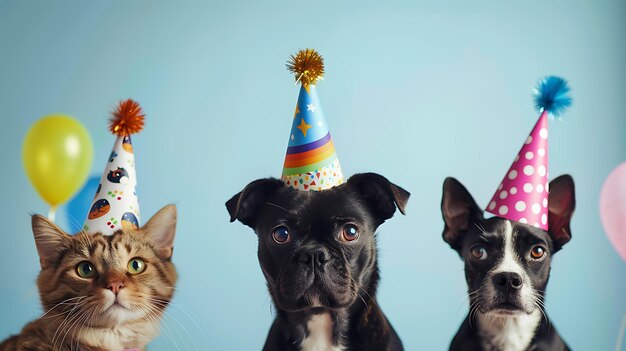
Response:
109,99,145,136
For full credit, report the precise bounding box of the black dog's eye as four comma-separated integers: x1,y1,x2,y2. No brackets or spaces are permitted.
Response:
272,226,290,244
530,245,546,260
470,245,488,260
341,224,359,242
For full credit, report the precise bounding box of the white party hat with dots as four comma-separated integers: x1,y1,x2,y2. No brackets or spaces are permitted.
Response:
83,99,144,235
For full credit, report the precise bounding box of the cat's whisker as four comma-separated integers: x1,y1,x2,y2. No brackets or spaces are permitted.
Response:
148,312,172,351
36,296,87,321
65,213,84,234
73,307,97,351
147,303,197,351
160,306,199,351
66,305,94,351
65,214,93,252
145,308,168,341
71,306,93,348
140,311,162,351
21,207,178,350
144,306,182,351
53,311,78,350
144,297,207,340
56,301,93,350
57,304,93,350
51,298,86,348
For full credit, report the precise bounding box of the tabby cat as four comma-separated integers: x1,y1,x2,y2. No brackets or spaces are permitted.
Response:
0,205,178,351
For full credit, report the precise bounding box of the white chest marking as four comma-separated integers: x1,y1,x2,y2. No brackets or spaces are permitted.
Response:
478,310,541,351
300,313,344,351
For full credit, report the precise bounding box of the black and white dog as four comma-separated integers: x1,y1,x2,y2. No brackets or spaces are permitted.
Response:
227,173,409,351
441,175,575,351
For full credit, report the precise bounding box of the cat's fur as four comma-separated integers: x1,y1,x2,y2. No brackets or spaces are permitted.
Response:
0,205,178,351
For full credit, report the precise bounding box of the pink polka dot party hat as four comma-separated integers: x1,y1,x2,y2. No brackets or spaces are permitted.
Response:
486,76,572,229
282,49,344,191
82,99,144,235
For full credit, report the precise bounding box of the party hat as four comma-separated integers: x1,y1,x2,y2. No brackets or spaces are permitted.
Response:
486,76,572,229
282,49,344,191
83,99,144,234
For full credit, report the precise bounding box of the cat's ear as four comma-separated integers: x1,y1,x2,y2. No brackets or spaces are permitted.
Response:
32,215,71,269
142,205,177,259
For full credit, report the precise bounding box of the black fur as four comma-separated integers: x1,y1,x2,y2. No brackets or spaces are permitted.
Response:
441,175,575,351
227,173,409,351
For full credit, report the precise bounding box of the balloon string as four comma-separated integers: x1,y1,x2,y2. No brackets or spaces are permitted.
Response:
617,312,626,351
48,206,57,222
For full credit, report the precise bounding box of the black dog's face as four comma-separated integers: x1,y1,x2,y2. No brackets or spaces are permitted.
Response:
457,218,555,315
441,175,575,317
253,188,378,311
227,173,409,312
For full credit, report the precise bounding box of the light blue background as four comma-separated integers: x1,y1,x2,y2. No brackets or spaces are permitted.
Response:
1,1,625,350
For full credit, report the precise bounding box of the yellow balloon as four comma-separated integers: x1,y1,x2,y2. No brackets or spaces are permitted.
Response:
22,115,93,207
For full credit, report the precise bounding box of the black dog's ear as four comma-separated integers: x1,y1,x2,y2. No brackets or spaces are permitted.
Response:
548,175,575,252
441,177,483,251
226,178,284,228
347,173,410,224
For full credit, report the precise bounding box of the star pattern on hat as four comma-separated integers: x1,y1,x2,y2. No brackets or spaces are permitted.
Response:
296,118,312,137
283,83,343,191
294,104,300,119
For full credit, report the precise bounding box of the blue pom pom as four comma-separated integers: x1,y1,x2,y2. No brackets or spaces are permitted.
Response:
533,76,572,117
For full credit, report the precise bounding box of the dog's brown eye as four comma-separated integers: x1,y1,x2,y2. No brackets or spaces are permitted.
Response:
530,245,546,260
272,226,290,244
341,225,359,242
470,246,488,260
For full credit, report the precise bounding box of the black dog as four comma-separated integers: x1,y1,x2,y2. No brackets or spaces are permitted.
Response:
441,175,575,351
226,173,409,351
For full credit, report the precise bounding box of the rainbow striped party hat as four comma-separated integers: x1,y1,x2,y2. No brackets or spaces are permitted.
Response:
282,49,343,191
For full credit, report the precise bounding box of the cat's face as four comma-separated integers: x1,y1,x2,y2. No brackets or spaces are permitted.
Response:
32,205,178,328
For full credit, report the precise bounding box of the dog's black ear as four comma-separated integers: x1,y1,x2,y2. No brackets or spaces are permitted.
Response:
226,178,284,228
347,173,410,224
441,177,483,251
548,175,575,252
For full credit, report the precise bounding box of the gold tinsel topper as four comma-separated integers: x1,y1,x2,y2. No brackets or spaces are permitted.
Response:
109,99,145,136
287,49,324,87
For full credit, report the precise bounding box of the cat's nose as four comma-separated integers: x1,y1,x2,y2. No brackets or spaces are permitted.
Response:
107,281,125,294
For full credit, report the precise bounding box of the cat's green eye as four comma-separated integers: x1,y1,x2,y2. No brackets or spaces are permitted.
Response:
76,261,96,278
128,258,146,275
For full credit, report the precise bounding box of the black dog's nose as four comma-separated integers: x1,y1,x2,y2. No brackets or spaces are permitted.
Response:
492,272,523,290
298,248,331,267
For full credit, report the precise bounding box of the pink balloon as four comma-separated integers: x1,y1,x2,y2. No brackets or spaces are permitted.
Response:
600,162,626,262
